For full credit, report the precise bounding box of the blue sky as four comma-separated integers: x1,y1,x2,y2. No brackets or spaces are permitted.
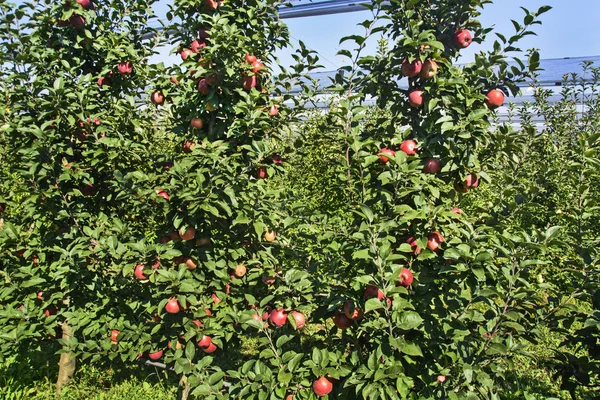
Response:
144,0,600,69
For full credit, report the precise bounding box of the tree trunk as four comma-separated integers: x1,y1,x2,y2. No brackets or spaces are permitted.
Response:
56,321,76,393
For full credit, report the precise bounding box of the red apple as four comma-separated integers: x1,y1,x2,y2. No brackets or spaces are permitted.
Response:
453,29,472,49
156,190,170,200
151,91,164,105
401,59,422,77
45,305,58,317
165,298,180,314
134,264,148,280
110,329,119,343
272,154,283,164
203,342,217,353
242,74,257,90
180,226,195,241
290,311,305,329
190,39,206,53
251,60,264,73
192,320,202,329
451,207,462,215
257,167,268,179
117,61,133,75
234,263,246,278
245,54,257,64
332,313,351,329
197,78,210,95
182,140,195,153
198,335,212,348
264,230,276,242
269,105,279,117
343,301,363,320
269,308,287,327
69,15,85,31
427,232,444,252
262,306,272,320
36,290,44,301
262,274,276,285
364,285,385,300
463,173,479,188
437,375,447,383
397,267,414,288
212,293,221,304
423,158,440,174
97,72,113,87
419,60,438,79
185,257,197,270
203,0,218,10
148,350,163,360
400,139,417,155
170,76,180,85
378,148,395,163
199,28,210,39
313,376,333,397
407,236,422,255
76,0,93,10
205,72,219,86
408,90,424,108
485,89,505,109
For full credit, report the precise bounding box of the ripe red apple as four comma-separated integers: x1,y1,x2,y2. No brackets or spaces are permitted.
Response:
180,49,193,61
211,293,221,304
134,264,148,279
198,335,212,349
36,290,44,300
262,274,276,285
156,190,170,200
423,158,440,174
485,89,505,109
397,267,414,288
332,313,351,329
165,298,180,314
290,311,305,329
251,60,264,73
110,329,119,343
81,183,95,196
199,28,210,39
437,375,446,383
453,29,472,49
272,154,283,164
151,91,164,105
257,167,268,179
407,236,422,255
234,263,246,278
262,306,272,320
245,54,257,64
463,173,479,188
269,308,287,327
400,139,417,155
401,59,422,78
69,15,85,31
180,226,195,241
419,60,438,79
45,305,58,317
408,90,424,108
364,285,385,300
117,61,133,75
197,78,210,95
264,230,276,242
203,342,217,353
343,301,363,320
148,350,163,360
190,39,206,53
269,105,279,117
203,0,218,10
427,232,444,252
378,148,395,163
313,376,333,397
185,257,197,270
242,74,257,90
182,140,195,153
170,76,180,85
97,72,112,87
76,0,93,10
451,207,462,215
